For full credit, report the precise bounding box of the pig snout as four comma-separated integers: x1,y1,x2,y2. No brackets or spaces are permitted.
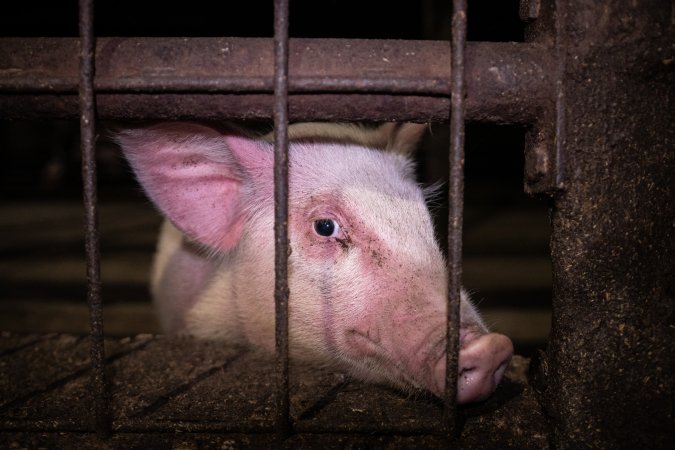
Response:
432,332,514,403
347,314,513,404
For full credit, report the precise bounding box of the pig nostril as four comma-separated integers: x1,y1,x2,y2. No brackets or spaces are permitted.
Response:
493,360,509,385
459,366,476,378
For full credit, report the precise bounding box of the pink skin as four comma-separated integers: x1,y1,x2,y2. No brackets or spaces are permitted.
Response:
292,194,513,402
117,122,514,404
452,332,514,403
153,227,215,332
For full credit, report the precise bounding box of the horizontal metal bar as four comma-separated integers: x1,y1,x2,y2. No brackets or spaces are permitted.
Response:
0,38,552,124
0,93,448,122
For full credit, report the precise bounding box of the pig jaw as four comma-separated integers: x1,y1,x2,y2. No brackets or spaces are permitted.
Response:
339,310,514,404
341,318,447,395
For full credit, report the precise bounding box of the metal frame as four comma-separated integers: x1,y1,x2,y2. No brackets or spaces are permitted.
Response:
70,0,472,439
0,38,550,124
2,0,500,440
59,0,476,440
0,0,550,443
3,0,672,447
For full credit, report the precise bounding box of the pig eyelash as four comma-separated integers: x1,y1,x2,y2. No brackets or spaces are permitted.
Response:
313,218,342,238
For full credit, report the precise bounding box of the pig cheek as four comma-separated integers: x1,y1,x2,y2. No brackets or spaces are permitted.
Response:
346,244,449,379
231,230,277,352
334,244,396,348
292,232,345,327
290,230,370,359
157,249,214,332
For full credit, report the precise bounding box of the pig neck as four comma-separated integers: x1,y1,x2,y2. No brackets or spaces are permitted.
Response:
184,256,244,343
152,220,245,343
185,248,251,344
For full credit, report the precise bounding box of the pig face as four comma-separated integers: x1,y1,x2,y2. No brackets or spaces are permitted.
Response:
117,122,513,403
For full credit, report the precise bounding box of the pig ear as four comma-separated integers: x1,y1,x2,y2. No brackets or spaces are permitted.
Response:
375,122,428,155
116,123,264,252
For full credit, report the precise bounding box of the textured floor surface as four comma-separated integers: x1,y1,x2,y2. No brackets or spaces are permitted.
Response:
0,333,549,449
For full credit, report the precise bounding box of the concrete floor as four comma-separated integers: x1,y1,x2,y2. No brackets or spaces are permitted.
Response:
0,198,552,356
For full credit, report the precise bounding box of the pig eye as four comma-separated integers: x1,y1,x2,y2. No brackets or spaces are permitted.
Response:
314,219,340,238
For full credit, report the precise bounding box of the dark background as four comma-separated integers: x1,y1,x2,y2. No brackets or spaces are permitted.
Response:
1,1,522,40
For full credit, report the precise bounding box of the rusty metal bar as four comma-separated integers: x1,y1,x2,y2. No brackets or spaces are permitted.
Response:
0,38,551,124
273,0,291,441
78,0,110,438
445,0,467,438
0,93,450,122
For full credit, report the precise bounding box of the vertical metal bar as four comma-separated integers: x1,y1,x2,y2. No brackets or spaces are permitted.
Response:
445,0,467,438
79,0,109,438
273,0,291,440
553,0,566,189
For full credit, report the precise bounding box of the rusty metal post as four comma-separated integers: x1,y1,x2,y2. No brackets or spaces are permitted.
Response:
532,0,675,448
444,0,467,438
78,0,110,438
521,0,564,195
273,0,291,441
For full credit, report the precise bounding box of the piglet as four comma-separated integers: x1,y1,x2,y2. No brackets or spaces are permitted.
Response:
117,122,513,403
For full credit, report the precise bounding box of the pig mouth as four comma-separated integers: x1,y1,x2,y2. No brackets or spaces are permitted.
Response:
340,325,514,402
342,327,446,395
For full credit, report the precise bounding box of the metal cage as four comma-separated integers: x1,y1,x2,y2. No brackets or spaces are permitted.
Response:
0,0,672,448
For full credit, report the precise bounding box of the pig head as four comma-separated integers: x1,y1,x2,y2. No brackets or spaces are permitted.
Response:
117,122,513,404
